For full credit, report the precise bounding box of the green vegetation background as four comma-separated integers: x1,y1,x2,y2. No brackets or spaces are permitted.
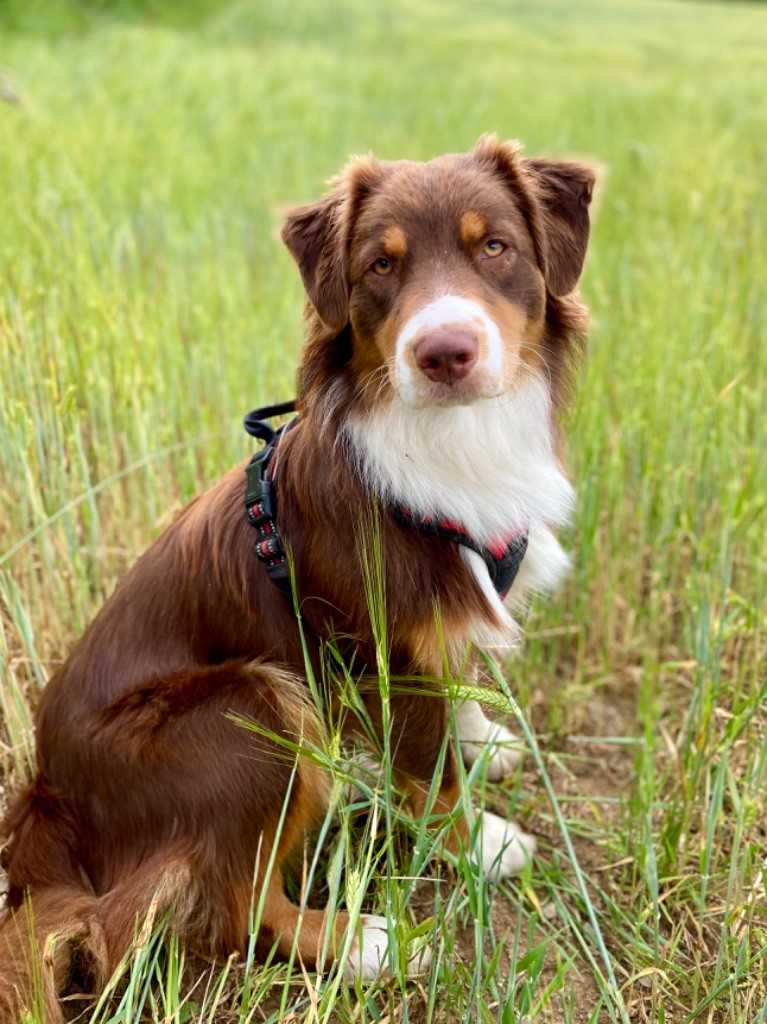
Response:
0,0,765,1021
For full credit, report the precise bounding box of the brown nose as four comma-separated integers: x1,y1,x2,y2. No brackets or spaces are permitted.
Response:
414,329,478,385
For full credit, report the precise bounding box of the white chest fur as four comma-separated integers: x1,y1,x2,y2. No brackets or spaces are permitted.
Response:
344,380,574,643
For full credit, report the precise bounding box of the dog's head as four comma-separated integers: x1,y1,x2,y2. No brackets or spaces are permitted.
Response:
282,135,595,410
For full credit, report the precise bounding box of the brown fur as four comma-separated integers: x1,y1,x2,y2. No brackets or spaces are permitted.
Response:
0,135,593,1018
459,210,488,246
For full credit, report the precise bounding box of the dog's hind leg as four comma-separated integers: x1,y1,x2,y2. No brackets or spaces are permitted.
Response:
257,872,417,982
80,661,335,954
23,659,428,996
2,662,331,1013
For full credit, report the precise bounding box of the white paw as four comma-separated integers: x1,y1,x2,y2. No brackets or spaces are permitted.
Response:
344,915,389,981
343,750,383,804
475,810,536,881
457,701,523,781
343,915,432,982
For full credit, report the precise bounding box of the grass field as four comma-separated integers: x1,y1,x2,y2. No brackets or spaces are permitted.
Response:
1,0,766,1020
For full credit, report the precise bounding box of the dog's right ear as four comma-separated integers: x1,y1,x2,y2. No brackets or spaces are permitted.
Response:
281,190,347,332
281,155,385,333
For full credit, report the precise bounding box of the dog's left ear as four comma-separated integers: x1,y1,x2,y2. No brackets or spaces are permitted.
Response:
523,158,596,297
281,155,385,332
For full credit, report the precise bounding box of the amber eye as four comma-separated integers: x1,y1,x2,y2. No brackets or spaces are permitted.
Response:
372,257,393,276
483,240,505,258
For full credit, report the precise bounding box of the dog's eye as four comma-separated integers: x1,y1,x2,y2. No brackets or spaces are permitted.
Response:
372,257,393,276
482,240,505,258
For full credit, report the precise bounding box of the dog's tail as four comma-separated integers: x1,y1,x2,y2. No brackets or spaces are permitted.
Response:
0,778,193,1023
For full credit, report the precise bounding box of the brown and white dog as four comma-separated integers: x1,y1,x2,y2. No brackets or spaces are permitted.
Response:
0,135,594,1017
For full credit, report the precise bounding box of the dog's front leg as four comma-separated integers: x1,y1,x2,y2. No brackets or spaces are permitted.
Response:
380,692,535,880
456,698,523,782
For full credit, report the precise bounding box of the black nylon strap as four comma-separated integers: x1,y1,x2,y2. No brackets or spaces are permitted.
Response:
243,402,298,599
392,505,528,599
243,400,297,443
488,533,528,597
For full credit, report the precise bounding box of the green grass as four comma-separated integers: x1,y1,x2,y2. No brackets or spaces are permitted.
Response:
1,0,766,1020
